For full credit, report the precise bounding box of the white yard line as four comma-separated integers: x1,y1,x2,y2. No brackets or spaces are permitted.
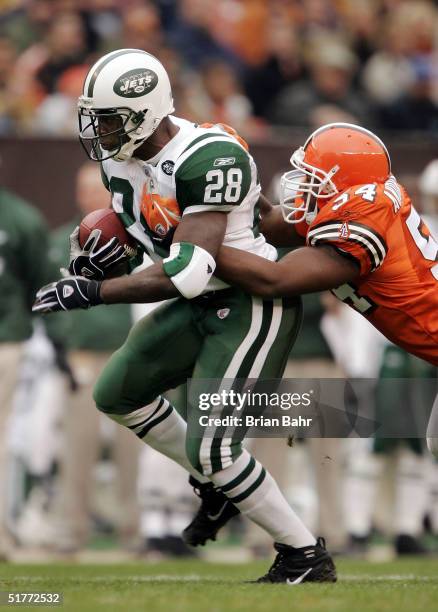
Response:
3,574,437,584
340,574,437,582
1,575,206,584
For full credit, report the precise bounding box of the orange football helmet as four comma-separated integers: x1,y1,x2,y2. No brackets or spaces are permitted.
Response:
280,123,391,224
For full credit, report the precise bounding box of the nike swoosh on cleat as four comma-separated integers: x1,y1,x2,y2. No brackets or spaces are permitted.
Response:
206,502,228,521
286,568,313,585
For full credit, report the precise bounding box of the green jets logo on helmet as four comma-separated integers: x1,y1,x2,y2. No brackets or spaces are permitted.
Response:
113,68,159,98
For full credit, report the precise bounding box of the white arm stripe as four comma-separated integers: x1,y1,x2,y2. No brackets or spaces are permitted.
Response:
163,242,216,299
308,222,387,270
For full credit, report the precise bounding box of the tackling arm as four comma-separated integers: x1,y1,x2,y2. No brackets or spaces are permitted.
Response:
257,194,306,248
216,244,360,297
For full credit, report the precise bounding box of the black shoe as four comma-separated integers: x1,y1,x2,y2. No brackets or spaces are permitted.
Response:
255,537,337,584
395,534,429,556
182,477,240,547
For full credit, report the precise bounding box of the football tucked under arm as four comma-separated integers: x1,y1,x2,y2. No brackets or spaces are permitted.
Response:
78,208,136,254
99,211,227,304
68,209,137,279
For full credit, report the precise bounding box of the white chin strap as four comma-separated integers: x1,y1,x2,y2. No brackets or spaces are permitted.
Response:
112,137,147,162
280,147,339,224
112,116,162,162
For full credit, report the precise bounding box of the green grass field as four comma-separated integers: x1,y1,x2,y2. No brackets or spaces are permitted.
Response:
1,558,438,612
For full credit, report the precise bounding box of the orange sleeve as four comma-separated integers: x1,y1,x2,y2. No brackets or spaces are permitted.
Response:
199,122,249,151
307,185,391,276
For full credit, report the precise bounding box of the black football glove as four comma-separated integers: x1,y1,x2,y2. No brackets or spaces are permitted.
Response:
68,226,127,280
32,276,103,314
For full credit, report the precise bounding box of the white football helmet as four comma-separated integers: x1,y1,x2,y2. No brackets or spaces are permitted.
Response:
78,49,174,162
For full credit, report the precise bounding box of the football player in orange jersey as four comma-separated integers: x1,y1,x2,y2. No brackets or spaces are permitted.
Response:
216,122,438,453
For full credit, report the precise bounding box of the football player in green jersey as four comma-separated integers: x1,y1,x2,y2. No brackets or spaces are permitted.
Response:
33,49,336,584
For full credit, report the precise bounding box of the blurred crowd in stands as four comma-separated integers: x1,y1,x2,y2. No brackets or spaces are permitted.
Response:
0,0,437,139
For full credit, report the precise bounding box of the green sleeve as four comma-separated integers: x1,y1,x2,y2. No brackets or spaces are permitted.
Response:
175,141,252,214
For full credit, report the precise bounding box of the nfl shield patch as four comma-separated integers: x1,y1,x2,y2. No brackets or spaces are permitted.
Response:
161,160,175,176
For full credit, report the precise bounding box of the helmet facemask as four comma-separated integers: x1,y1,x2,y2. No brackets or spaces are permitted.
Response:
78,97,155,162
280,147,339,225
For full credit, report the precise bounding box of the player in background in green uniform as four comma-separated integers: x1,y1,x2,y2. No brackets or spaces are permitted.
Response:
33,49,336,584
0,187,70,560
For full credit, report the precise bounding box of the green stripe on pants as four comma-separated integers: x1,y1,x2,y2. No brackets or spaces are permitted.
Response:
187,292,302,475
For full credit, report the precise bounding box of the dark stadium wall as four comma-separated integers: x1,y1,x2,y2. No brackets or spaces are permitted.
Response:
0,136,436,228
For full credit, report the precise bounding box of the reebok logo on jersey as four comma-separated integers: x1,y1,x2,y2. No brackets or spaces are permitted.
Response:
214,157,235,167
217,308,230,319
339,222,350,239
62,285,74,298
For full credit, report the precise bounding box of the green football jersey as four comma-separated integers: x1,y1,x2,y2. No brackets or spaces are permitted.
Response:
101,116,276,292
0,189,65,343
